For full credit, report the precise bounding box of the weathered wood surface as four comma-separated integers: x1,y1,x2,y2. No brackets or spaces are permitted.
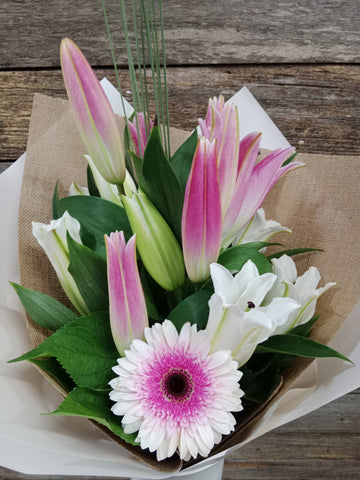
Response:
1,65,359,164
1,0,359,479
1,0,360,68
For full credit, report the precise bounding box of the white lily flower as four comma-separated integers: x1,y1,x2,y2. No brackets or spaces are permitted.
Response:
85,155,136,206
32,211,89,316
206,261,299,366
266,255,336,334
233,208,291,250
69,181,89,196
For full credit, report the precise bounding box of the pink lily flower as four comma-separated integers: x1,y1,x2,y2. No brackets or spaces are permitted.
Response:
198,96,304,250
181,138,222,283
128,113,154,157
105,231,148,356
60,38,125,185
222,135,302,247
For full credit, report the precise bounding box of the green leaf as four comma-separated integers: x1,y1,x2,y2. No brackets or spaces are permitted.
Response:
87,164,101,197
30,357,75,392
290,316,319,337
10,282,78,330
237,242,281,250
55,195,132,256
51,387,138,445
140,267,162,322
10,312,119,389
127,151,146,188
67,235,108,313
170,129,198,195
218,245,272,274
241,359,282,405
168,290,212,332
141,126,183,240
257,334,352,363
282,151,298,167
268,247,322,260
52,182,60,219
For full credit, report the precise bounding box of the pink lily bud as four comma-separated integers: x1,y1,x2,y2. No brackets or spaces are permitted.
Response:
182,138,222,283
105,232,148,356
128,113,154,157
198,95,240,213
60,38,125,185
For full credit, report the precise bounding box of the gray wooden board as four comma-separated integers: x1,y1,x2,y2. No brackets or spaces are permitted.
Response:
0,0,360,68
0,65,359,164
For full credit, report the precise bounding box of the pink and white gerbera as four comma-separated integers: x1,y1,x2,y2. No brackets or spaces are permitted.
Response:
109,320,243,461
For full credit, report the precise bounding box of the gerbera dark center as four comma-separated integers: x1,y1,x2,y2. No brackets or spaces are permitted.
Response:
161,368,194,402
247,301,255,309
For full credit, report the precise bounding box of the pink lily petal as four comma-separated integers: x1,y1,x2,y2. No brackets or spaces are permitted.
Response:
60,38,125,185
182,138,222,283
224,147,303,245
105,231,148,356
222,132,261,239
199,97,240,213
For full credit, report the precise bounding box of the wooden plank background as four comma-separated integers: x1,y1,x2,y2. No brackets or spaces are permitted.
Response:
0,0,359,479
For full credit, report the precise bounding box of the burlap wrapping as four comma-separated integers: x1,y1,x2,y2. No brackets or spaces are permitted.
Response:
18,94,360,468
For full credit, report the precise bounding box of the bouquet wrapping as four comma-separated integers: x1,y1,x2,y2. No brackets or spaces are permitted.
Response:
1,78,359,478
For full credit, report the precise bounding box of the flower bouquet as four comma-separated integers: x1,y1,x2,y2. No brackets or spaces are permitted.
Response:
4,2,360,479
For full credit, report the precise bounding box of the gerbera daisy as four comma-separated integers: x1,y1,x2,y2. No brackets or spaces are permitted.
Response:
109,320,243,461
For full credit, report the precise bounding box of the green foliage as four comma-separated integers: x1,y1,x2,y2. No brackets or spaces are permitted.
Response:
67,234,108,313
256,334,351,363
218,244,273,274
138,126,183,240
87,164,101,197
10,312,119,389
170,129,198,195
30,357,75,392
11,282,77,331
54,193,132,256
51,387,138,445
168,289,212,332
268,247,322,260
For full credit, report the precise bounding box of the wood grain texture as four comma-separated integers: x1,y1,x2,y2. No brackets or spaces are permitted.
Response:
1,64,359,164
1,0,360,68
0,390,358,479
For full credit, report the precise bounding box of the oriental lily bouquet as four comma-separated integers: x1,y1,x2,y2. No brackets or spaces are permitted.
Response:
10,2,350,469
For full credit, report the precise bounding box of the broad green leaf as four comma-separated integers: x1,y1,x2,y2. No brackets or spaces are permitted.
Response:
87,164,101,197
55,195,132,256
267,247,322,260
141,126,183,240
170,129,198,195
30,357,75,392
168,290,212,332
257,334,351,363
67,235,108,313
218,245,272,274
51,387,138,445
10,312,119,389
11,282,77,330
